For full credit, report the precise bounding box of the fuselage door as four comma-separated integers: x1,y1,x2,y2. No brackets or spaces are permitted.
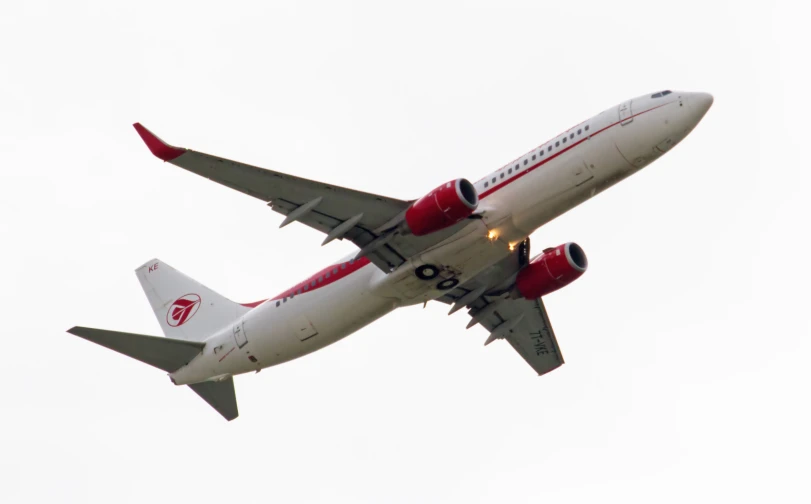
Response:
233,321,248,348
572,161,594,187
618,100,633,126
292,315,319,341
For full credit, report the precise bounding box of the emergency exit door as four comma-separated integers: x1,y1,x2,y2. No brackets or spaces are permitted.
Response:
233,321,248,348
618,100,633,125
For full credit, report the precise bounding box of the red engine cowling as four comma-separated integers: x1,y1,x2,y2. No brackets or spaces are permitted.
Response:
515,242,588,299
404,179,478,236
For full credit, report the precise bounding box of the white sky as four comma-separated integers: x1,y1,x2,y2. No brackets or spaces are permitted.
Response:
2,1,809,502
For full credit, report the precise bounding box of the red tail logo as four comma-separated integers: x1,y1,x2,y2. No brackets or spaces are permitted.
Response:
167,294,201,327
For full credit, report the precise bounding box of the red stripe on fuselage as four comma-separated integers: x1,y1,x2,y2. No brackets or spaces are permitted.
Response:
240,256,372,308
478,102,670,199
218,346,235,362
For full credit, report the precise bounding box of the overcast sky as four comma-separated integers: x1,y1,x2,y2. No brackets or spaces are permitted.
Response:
2,1,809,502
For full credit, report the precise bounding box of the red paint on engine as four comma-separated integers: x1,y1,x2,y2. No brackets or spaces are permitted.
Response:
515,243,588,299
404,179,478,236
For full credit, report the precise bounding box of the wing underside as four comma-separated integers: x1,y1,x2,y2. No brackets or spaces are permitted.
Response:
478,297,564,376
433,242,565,377
133,123,472,272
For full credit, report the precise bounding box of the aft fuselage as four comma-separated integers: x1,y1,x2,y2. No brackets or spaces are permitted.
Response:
170,90,713,385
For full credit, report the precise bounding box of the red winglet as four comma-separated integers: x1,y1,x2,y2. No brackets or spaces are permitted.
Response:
132,123,186,161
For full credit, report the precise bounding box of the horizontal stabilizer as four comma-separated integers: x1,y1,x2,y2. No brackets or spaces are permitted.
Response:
189,377,239,421
67,326,204,373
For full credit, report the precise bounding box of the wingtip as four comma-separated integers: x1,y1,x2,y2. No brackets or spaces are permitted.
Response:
133,123,186,161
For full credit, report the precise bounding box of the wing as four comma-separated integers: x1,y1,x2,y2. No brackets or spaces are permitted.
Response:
478,297,564,376
435,240,565,376
133,123,471,271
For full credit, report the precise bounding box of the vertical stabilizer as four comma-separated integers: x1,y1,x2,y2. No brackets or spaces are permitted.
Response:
136,259,250,341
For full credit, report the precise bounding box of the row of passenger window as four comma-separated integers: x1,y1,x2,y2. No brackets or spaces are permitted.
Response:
274,259,358,307
483,124,591,188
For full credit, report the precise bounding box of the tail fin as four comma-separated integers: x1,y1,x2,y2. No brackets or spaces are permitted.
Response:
136,259,250,341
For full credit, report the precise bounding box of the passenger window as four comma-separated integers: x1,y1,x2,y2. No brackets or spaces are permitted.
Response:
341,263,346,270
577,128,582,135
492,177,496,183
585,125,590,131
532,154,536,160
310,281,316,287
283,297,287,303
555,141,559,147
500,173,505,179
569,133,574,139
508,168,512,174
349,259,355,265
318,276,323,283
523,159,528,165
297,289,302,295
276,301,280,307
484,181,489,188
325,272,331,279
562,137,567,144
303,285,309,291
547,146,552,152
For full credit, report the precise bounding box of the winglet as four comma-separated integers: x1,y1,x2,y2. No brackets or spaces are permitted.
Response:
133,123,186,161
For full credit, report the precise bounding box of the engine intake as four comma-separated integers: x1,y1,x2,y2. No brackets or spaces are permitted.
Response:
515,242,588,299
404,179,478,236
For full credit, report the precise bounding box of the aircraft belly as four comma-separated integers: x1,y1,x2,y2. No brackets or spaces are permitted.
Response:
377,220,510,305
244,266,396,368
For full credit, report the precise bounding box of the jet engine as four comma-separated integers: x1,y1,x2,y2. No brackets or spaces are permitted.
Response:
515,242,588,299
404,179,478,236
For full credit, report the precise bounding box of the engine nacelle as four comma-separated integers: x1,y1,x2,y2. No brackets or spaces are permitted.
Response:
404,179,478,236
515,242,588,299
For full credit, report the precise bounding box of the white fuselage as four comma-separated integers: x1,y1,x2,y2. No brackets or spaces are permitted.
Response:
170,91,712,385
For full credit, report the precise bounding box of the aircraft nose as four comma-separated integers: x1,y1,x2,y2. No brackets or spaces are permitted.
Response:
688,92,714,121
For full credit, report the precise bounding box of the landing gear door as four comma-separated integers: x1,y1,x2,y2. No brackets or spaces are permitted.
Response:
618,100,633,125
233,321,248,348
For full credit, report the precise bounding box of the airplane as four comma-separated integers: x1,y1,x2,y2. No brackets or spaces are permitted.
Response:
68,90,713,420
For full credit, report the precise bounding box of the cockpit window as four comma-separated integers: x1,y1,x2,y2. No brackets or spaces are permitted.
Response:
651,90,673,98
